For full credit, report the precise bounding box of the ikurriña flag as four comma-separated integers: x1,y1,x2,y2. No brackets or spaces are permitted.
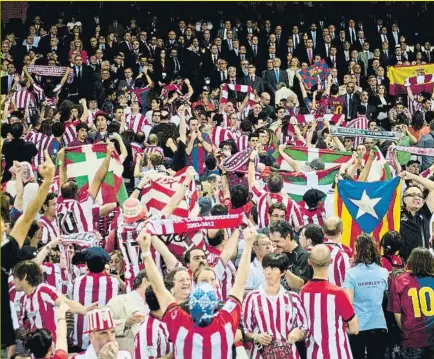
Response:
335,177,402,252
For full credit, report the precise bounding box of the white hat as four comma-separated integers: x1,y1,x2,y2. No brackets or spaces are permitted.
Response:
85,308,115,333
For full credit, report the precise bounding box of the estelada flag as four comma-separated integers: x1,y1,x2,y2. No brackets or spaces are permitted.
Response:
335,177,401,251
64,144,128,206
298,59,330,90
388,64,434,95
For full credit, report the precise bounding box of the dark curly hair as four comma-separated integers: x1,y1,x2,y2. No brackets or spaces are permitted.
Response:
354,234,381,266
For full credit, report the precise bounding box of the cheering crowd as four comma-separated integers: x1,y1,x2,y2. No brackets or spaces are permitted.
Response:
1,3,434,359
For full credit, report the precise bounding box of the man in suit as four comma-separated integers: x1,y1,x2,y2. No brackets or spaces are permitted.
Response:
389,47,405,66
352,30,367,52
377,26,390,49
211,59,230,88
241,63,265,94
201,44,220,77
284,38,296,59
228,39,242,67
299,39,316,66
400,42,414,62
249,36,264,68
389,23,401,49
264,58,288,93
423,42,433,63
307,23,322,50
166,48,182,79
1,63,16,95
217,20,238,40
380,41,391,67
291,25,303,53
340,82,361,121
117,67,135,91
221,30,236,60
138,31,151,59
325,46,339,69
106,270,149,353
346,19,358,46
118,32,134,66
358,42,374,77
359,91,376,120
166,30,179,51
21,35,38,59
318,34,333,58
70,53,92,99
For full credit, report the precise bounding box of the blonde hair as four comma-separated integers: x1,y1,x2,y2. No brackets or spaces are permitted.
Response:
193,265,216,284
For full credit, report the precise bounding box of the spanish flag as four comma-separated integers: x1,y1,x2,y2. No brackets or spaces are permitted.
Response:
334,177,401,251
388,64,434,95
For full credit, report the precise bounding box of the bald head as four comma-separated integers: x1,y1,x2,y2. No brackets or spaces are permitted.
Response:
309,244,331,268
323,216,343,238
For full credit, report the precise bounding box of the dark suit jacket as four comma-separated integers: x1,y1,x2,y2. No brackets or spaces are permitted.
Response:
380,50,392,67
340,93,361,121
359,102,377,120
1,76,12,95
264,69,289,93
240,75,265,94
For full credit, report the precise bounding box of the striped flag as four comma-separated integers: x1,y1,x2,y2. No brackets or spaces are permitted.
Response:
140,167,200,218
64,144,128,205
278,166,341,202
273,146,352,173
341,116,369,147
335,177,402,251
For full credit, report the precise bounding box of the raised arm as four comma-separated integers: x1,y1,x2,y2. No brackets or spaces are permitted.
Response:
229,225,256,302
112,133,128,163
213,228,239,265
248,149,258,189
358,150,375,182
160,166,196,217
57,148,67,188
151,235,179,271
178,105,187,144
10,151,55,248
55,302,70,353
278,144,302,173
400,171,434,212
13,162,24,212
88,144,113,200
137,230,175,314
60,67,72,87
79,98,88,123
22,66,35,85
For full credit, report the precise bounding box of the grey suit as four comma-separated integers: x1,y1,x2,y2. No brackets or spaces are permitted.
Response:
241,75,265,94
358,51,374,76
217,27,238,40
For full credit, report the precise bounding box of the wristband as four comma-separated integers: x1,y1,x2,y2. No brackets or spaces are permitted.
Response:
58,318,66,321
141,250,151,258
249,159,255,163
134,187,143,192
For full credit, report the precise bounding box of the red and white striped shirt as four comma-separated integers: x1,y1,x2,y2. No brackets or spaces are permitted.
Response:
134,314,173,359
24,130,47,168
72,345,132,359
13,88,34,111
32,83,63,108
207,246,236,302
42,262,68,295
252,184,303,230
87,109,99,125
39,215,60,244
19,283,59,343
126,113,148,133
57,194,95,235
62,120,80,148
116,218,145,268
323,241,351,287
163,297,241,359
235,134,249,152
143,145,164,157
212,126,234,148
242,286,309,359
300,280,355,359
71,272,120,349
130,142,144,164
299,201,326,227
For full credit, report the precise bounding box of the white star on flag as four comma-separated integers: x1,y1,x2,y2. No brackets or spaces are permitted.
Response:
349,190,381,219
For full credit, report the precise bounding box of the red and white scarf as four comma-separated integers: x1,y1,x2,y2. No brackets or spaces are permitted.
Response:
27,65,74,83
220,84,256,107
146,214,244,235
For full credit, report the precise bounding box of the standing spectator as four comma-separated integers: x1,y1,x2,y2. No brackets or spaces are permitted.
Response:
243,253,309,359
71,248,120,350
245,233,274,291
388,248,434,359
343,234,389,359
186,117,213,177
301,244,359,359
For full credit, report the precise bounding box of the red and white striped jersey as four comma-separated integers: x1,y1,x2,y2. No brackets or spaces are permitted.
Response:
300,280,355,359
18,283,60,343
207,246,236,302
134,314,173,359
42,262,68,295
62,120,79,148
341,116,368,148
87,109,99,125
242,286,309,359
71,272,120,349
39,215,60,244
211,126,234,148
252,184,303,230
13,88,34,111
8,274,25,321
143,145,164,157
163,297,241,359
24,130,48,168
298,201,326,227
235,134,249,152
56,194,95,235
130,142,144,164
32,83,63,108
323,241,351,287
126,113,148,133
408,99,424,115
116,217,145,268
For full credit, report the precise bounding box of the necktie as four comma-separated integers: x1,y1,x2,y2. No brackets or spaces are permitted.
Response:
254,46,257,56
213,55,216,64
127,42,132,51
332,56,335,65
8,75,13,90
308,49,312,63
352,29,356,43
77,67,81,78
427,51,431,61
228,40,232,51
326,45,329,57
275,69,279,82
250,76,253,82
294,35,298,48
383,35,387,43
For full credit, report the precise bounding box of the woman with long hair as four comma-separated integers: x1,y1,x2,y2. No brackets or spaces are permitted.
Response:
371,83,392,126
68,39,88,64
388,248,434,359
343,234,389,359
25,303,70,359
